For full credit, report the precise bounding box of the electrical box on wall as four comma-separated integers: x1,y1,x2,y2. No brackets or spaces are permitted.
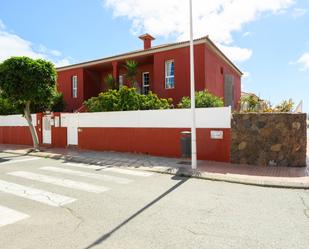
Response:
210,130,224,139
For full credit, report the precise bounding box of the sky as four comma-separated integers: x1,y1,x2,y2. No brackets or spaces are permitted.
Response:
0,0,308,113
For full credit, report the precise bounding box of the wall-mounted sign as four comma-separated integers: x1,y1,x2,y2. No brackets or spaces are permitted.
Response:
210,130,223,139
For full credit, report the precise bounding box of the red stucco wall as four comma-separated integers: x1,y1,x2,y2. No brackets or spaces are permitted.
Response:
56,42,241,111
0,127,33,145
152,44,205,104
78,127,230,162
0,114,42,146
83,69,101,101
57,68,84,112
204,45,241,109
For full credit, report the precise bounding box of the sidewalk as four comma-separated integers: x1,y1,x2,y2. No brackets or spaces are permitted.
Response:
0,144,308,189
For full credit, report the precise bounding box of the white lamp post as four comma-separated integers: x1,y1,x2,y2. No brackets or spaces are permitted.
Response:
189,0,197,170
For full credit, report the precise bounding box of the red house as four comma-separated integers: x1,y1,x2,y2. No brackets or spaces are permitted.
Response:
57,34,242,112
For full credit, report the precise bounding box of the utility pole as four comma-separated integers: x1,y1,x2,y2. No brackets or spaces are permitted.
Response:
189,0,197,170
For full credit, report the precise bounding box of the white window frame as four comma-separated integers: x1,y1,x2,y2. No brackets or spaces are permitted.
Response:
72,75,78,98
142,72,150,94
165,60,175,89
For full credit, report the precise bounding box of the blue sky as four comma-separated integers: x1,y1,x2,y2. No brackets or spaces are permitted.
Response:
0,0,308,113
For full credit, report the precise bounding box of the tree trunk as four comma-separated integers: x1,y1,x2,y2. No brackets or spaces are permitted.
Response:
23,101,40,151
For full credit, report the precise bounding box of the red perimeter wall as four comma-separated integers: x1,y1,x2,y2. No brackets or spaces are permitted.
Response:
0,127,34,146
78,127,230,162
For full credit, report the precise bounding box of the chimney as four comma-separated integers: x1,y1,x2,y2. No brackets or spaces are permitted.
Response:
139,33,155,49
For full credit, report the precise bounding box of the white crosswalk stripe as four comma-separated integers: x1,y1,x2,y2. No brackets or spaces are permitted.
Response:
40,166,132,184
0,205,29,227
8,171,109,194
64,163,153,177
0,157,40,165
0,180,76,206
0,157,150,228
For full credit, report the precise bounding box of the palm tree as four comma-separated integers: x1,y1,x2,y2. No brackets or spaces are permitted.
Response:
104,73,117,90
123,60,138,88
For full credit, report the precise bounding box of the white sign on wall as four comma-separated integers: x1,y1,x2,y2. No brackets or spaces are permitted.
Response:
210,130,224,139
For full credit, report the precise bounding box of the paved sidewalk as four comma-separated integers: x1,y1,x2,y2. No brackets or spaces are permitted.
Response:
0,144,308,189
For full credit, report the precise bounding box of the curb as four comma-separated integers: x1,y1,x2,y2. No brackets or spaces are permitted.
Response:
1,149,309,189
136,166,309,189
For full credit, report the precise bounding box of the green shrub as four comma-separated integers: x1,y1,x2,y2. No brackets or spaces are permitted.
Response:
84,86,173,112
178,89,224,108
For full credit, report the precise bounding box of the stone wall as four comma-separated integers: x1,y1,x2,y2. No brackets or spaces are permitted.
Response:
231,113,307,167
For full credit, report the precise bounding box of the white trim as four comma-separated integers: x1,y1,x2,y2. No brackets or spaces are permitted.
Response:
72,75,78,98
165,60,175,89
142,72,150,94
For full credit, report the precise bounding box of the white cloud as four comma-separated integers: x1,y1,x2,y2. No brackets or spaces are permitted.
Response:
292,8,308,18
242,32,251,38
218,44,253,63
0,20,71,67
104,0,294,63
242,71,251,78
0,20,5,30
294,53,309,71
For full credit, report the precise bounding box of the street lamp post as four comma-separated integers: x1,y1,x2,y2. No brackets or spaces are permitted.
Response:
189,0,197,170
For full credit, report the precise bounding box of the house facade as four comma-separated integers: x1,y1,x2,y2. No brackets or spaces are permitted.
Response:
56,34,242,112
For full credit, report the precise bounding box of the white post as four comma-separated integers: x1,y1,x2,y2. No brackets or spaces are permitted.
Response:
189,0,197,170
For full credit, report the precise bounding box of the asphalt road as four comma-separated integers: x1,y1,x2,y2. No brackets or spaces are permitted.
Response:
0,152,308,249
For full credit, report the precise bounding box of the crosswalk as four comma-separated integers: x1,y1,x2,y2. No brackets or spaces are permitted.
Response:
0,157,152,228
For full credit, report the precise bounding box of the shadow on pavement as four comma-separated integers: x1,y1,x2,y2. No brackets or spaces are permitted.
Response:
0,154,30,165
84,174,189,249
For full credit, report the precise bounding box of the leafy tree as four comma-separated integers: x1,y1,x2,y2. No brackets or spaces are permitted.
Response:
178,89,224,108
123,60,138,88
0,94,19,115
0,56,57,151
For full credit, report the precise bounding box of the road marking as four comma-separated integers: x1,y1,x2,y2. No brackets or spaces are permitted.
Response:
65,163,153,177
0,157,40,165
0,205,29,227
40,167,132,184
8,171,109,194
0,180,76,206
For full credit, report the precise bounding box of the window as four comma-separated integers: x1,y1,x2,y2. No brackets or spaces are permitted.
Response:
165,60,174,89
142,72,150,94
72,75,77,98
